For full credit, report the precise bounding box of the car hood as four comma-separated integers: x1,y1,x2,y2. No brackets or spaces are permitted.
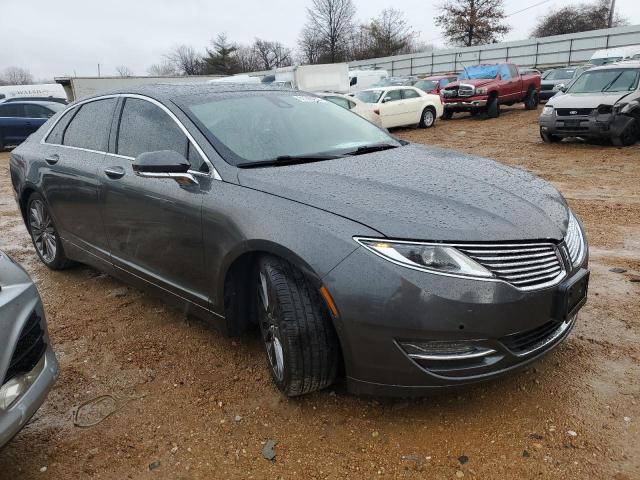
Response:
549,91,632,108
237,144,569,242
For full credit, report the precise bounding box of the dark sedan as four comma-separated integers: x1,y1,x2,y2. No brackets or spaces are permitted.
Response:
0,100,64,150
10,85,589,397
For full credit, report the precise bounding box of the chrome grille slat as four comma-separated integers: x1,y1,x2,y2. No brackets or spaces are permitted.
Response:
455,242,565,291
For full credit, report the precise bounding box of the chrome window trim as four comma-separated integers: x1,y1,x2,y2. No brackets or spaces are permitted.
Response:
354,236,568,291
39,93,222,181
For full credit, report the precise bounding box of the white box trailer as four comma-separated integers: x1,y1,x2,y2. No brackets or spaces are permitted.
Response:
274,63,350,93
0,83,66,102
55,75,225,102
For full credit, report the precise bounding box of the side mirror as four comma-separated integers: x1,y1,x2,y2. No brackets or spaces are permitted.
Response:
382,97,391,103
133,150,190,174
132,150,197,185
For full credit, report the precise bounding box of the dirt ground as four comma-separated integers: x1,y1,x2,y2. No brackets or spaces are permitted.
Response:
0,107,638,479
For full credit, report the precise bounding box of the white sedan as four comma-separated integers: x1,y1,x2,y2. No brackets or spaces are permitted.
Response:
318,92,383,127
354,86,443,129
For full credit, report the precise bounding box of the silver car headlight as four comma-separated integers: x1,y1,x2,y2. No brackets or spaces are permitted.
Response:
542,106,554,116
355,238,493,278
565,211,586,266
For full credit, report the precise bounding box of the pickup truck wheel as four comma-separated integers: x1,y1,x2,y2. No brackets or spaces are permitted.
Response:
418,106,436,128
27,193,74,270
256,255,339,396
486,96,500,119
441,109,453,120
524,89,539,110
611,119,640,147
539,127,561,144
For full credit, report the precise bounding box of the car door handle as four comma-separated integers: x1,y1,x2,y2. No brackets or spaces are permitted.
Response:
104,166,126,179
45,154,59,165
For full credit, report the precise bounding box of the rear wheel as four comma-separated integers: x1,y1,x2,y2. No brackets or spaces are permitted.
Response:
524,88,539,110
486,96,500,118
441,109,453,120
256,255,339,396
611,119,639,147
540,127,561,144
27,193,73,270
418,106,436,128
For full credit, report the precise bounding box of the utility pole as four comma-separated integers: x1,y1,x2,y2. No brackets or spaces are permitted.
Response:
607,0,616,28
98,63,101,77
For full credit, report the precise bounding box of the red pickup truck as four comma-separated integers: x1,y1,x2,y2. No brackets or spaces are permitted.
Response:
441,63,541,119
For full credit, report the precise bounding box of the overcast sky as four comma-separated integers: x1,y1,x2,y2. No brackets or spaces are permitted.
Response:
1,0,639,79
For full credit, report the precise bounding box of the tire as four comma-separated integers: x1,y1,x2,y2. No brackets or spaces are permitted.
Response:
611,119,639,147
441,109,453,120
540,127,561,144
486,96,500,118
255,255,339,396
0,132,4,151
524,88,539,110
418,106,436,128
26,192,74,270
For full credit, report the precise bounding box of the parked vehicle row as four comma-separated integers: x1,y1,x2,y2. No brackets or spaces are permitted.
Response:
0,100,65,150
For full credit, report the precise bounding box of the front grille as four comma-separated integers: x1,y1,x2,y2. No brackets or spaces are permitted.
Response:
556,108,593,116
455,242,565,290
2,312,46,385
458,85,474,97
557,124,589,131
442,88,457,98
501,319,570,355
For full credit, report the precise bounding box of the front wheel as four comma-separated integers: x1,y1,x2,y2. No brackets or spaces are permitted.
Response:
418,106,436,128
256,255,339,396
486,96,500,118
611,119,639,147
524,89,539,110
540,127,561,144
27,193,73,270
441,109,453,120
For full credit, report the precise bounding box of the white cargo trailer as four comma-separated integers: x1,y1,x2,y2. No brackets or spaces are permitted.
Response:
274,64,350,93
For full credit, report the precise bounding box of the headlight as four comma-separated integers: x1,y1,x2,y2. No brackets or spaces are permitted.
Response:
542,106,554,116
475,87,488,95
565,211,586,266
355,238,493,278
613,102,627,114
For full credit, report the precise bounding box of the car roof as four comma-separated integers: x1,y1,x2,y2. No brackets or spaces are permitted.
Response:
0,100,60,107
363,85,416,92
74,83,297,105
589,61,640,71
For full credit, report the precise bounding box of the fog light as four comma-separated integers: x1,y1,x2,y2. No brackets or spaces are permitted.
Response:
400,341,495,360
0,357,43,410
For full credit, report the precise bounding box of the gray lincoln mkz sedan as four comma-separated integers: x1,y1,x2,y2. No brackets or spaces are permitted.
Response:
9,84,589,397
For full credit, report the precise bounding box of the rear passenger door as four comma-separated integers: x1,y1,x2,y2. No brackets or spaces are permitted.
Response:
401,89,423,124
98,96,209,308
40,97,117,264
23,104,55,137
0,103,25,144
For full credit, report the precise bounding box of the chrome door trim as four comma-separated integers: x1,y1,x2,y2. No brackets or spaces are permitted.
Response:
134,170,199,185
39,93,222,181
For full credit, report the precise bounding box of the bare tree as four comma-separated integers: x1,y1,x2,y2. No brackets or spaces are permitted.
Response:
234,46,261,73
298,26,324,64
1,67,34,85
165,45,206,75
253,39,293,70
147,61,178,76
115,65,134,77
435,0,510,47
532,0,628,38
303,0,356,63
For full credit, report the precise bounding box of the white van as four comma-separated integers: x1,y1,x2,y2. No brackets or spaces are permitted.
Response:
0,83,66,102
349,69,389,93
590,46,640,66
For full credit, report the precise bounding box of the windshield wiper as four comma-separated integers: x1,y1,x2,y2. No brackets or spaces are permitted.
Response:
342,143,399,156
601,72,624,92
237,154,342,168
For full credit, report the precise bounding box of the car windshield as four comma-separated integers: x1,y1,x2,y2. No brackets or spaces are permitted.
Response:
566,68,640,93
355,90,384,103
458,65,500,80
545,68,576,80
414,80,438,91
184,92,397,165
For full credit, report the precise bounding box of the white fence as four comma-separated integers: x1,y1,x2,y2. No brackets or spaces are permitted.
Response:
347,24,640,76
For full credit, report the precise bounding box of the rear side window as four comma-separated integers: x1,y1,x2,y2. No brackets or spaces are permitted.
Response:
326,96,351,109
499,64,512,80
45,108,76,144
383,90,402,102
0,103,22,117
63,98,117,151
117,98,188,158
402,89,420,99
24,104,54,119
508,64,519,79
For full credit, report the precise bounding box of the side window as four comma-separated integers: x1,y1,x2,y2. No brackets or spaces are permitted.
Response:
402,89,420,99
64,98,117,151
499,64,512,80
45,108,76,145
24,104,54,119
327,96,351,109
347,100,357,110
117,98,188,159
508,64,519,79
187,143,208,172
383,90,402,102
0,104,23,117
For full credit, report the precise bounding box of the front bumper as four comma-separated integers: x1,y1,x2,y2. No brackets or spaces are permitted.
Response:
443,97,488,110
539,111,634,139
323,247,588,397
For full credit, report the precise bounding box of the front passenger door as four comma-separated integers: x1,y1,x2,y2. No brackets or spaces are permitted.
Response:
99,97,209,308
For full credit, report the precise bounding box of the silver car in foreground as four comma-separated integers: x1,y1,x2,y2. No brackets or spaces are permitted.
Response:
0,250,58,448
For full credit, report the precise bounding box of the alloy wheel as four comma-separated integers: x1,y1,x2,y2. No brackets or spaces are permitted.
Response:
422,109,435,127
29,199,57,263
258,272,285,381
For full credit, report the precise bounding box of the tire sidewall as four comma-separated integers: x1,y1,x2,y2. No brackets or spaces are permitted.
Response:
27,192,66,269
487,96,500,118
420,107,435,128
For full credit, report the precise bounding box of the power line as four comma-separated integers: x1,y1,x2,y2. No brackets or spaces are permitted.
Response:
506,0,555,17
